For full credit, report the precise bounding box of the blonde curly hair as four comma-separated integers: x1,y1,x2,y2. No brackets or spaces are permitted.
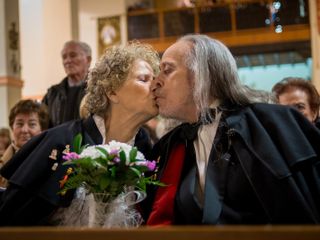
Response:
83,41,159,117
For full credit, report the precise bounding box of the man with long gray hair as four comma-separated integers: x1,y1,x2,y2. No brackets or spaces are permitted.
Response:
144,34,320,225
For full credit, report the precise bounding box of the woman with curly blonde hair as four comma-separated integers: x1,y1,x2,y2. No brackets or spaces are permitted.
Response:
82,41,159,145
0,41,160,226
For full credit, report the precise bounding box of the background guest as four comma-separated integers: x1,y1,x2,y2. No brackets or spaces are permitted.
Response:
0,99,48,187
0,128,11,158
272,77,320,126
42,40,92,128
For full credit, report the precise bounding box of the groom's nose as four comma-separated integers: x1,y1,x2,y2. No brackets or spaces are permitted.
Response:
151,75,162,93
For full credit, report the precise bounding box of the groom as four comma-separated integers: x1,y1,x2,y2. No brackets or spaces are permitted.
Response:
144,34,320,225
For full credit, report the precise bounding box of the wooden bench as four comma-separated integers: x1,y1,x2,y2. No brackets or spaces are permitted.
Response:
0,225,320,240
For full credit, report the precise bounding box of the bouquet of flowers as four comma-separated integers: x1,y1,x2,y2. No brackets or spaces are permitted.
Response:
55,134,163,228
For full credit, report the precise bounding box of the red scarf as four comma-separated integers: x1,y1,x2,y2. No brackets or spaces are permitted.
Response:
147,143,186,225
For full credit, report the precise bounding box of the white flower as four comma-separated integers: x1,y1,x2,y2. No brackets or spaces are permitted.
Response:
79,141,145,165
80,145,105,159
106,141,145,164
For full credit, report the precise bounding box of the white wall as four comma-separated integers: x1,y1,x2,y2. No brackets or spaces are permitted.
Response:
42,0,72,94
0,87,8,127
239,60,312,91
19,0,72,98
309,0,320,91
20,0,128,98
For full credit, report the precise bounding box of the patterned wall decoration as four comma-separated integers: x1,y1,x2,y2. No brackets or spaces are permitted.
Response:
98,16,121,56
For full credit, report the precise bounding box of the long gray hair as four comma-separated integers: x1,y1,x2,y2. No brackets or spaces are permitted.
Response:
180,34,267,121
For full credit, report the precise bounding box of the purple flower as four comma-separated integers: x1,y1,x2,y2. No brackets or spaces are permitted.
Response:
146,160,156,171
63,152,80,161
113,157,120,163
135,160,156,171
109,149,119,156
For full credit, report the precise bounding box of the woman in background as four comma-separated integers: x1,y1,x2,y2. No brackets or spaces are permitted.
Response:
0,128,11,159
0,100,48,187
272,77,320,127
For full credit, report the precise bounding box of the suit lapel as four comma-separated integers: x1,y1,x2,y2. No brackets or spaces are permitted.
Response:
82,116,103,145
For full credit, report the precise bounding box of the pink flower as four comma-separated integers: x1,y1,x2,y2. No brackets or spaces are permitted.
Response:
63,152,80,161
146,160,156,171
135,160,156,171
109,149,119,155
113,157,120,163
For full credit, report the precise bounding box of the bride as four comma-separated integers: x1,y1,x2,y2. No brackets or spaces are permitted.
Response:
0,41,160,226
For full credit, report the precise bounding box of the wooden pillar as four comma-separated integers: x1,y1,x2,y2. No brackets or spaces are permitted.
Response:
0,0,23,127
309,0,320,91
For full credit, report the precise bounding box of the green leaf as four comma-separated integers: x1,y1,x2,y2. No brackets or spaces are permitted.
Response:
133,165,149,173
95,157,108,167
96,146,109,159
136,180,146,192
77,157,94,168
80,144,89,153
129,166,142,177
99,174,110,191
62,161,75,166
129,147,137,162
110,166,116,177
144,177,167,186
73,133,83,154
119,150,126,167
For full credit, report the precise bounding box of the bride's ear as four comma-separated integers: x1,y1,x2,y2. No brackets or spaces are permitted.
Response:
107,91,119,104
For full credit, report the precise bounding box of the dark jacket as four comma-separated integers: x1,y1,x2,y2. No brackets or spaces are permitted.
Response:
315,117,320,131
145,103,320,224
0,116,152,226
42,77,86,128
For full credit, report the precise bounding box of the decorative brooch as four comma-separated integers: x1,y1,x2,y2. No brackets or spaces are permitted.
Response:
49,149,58,160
